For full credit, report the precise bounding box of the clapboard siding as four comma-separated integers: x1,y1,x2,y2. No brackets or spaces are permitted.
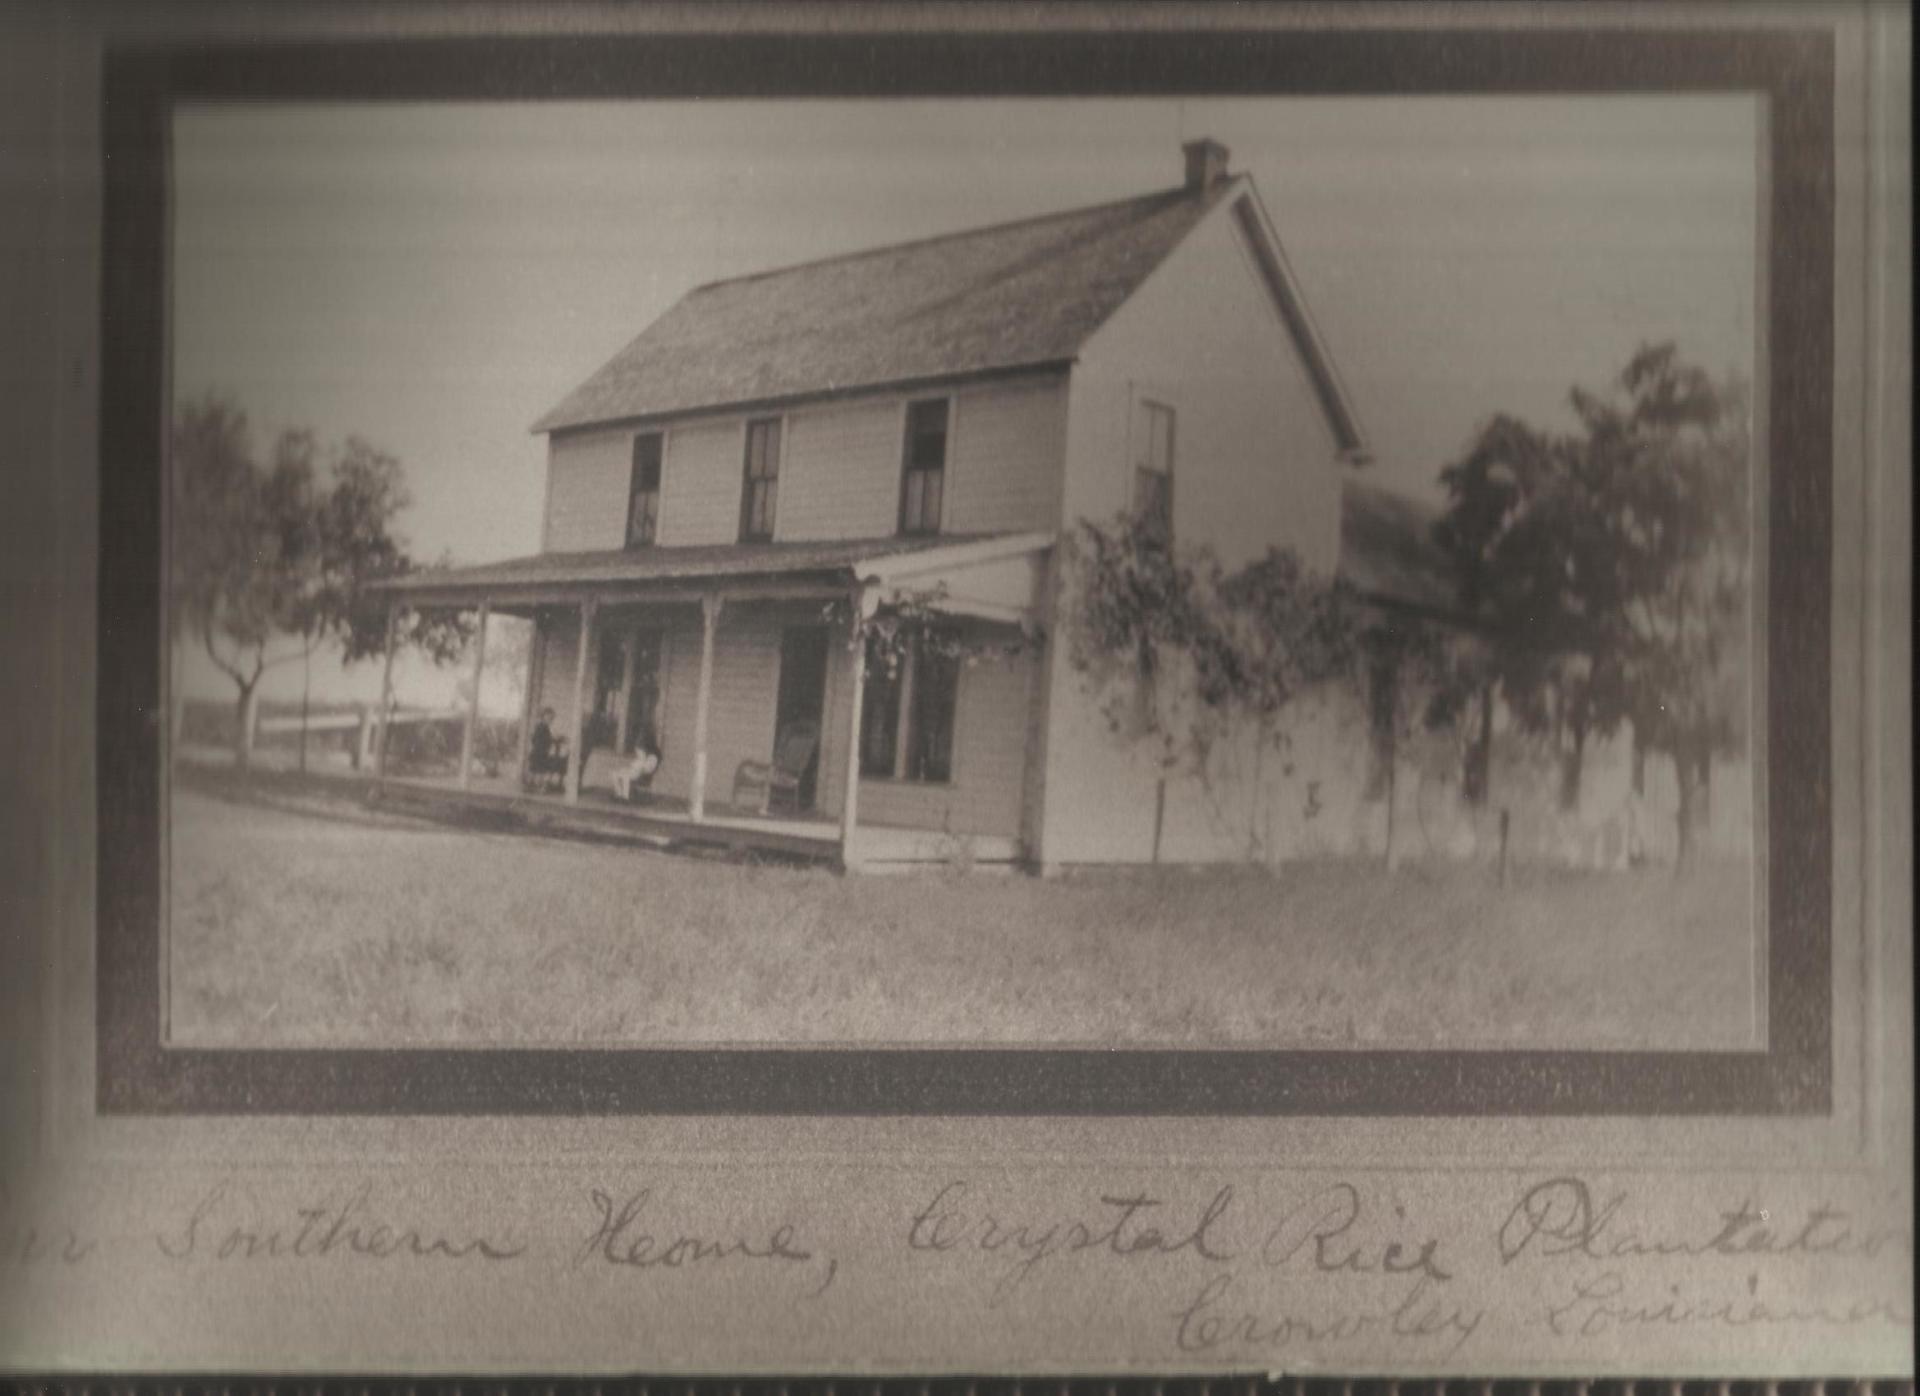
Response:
657,419,745,547
944,378,1066,535
648,608,830,809
532,612,588,737
542,373,1066,552
777,399,904,541
697,613,784,806
649,619,699,801
544,429,630,552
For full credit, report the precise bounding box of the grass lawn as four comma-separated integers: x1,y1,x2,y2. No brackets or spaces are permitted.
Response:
166,767,1758,1048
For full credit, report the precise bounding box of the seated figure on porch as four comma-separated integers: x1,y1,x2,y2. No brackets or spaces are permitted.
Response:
526,707,569,792
610,744,661,803
732,720,820,816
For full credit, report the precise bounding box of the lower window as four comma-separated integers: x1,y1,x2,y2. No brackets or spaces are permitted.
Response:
860,632,959,783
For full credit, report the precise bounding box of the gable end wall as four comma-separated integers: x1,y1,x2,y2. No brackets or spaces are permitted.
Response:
1038,194,1355,866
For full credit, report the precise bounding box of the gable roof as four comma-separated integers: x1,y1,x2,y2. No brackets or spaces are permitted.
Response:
533,178,1251,435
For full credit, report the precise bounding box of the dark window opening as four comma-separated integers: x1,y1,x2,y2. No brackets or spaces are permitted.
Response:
626,433,663,547
1131,399,1175,538
905,643,959,783
740,417,781,541
859,635,903,778
899,398,948,535
859,631,959,783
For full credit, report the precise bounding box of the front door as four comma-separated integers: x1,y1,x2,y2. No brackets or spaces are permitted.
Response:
772,625,829,809
592,626,667,762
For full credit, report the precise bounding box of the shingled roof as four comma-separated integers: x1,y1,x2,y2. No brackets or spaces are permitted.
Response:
1338,479,1461,617
532,180,1239,435
371,532,1019,599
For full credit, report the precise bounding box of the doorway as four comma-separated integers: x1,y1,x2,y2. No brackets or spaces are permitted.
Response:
772,625,829,810
594,626,664,761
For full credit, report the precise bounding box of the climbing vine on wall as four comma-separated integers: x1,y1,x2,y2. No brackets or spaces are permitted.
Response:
820,582,1041,677
1065,511,1371,785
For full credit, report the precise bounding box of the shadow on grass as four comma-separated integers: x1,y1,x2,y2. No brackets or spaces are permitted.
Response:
171,760,460,836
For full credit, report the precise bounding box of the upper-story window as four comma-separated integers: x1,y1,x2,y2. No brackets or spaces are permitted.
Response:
899,398,949,535
739,417,782,542
1131,399,1175,538
626,432,663,547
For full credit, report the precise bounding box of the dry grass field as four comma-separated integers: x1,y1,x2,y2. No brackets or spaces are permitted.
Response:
166,766,1758,1048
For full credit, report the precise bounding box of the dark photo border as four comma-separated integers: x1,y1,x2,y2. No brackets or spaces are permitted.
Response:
97,27,1834,1115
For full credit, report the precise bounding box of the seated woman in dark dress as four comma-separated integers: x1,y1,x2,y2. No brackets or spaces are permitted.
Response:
527,707,568,786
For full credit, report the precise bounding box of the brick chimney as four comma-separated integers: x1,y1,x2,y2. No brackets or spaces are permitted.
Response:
1182,137,1231,194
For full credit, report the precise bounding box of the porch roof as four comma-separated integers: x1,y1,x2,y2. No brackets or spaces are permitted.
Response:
372,531,1055,609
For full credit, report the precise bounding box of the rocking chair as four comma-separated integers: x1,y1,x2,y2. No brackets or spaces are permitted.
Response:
732,720,820,815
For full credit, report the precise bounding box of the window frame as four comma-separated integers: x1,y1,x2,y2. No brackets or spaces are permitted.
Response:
858,631,961,786
738,414,783,543
1130,396,1176,539
897,395,952,536
626,430,665,548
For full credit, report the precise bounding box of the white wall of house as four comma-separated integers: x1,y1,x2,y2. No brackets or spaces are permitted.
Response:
1036,194,1355,867
656,419,749,546
542,431,630,552
650,609,785,803
540,372,1068,552
530,607,587,738
1059,200,1344,573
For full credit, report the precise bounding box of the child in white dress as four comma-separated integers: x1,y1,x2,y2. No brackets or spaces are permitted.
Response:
610,745,660,802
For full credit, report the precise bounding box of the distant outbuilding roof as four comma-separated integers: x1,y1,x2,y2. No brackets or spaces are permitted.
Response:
533,181,1240,434
1338,479,1460,617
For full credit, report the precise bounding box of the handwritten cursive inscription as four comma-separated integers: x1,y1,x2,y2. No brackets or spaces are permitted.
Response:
908,1181,1236,1300
1544,1270,1913,1338
1260,1182,1453,1282
156,1180,526,1262
576,1187,837,1298
1174,1271,1484,1357
1499,1177,1915,1265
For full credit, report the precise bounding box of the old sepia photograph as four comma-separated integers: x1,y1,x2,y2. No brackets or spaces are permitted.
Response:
160,93,1766,1053
2,5,1907,1384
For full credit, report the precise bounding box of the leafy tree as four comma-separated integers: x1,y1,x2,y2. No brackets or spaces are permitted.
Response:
1354,611,1452,868
170,397,321,768
170,393,469,769
1570,345,1750,867
1433,413,1626,809
1434,344,1750,864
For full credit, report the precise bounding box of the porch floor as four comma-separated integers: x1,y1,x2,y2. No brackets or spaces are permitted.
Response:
376,769,1020,869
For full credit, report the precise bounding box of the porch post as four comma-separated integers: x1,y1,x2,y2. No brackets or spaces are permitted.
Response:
517,612,540,783
459,600,490,790
689,593,722,822
615,618,640,753
564,597,596,805
374,601,400,785
839,596,867,870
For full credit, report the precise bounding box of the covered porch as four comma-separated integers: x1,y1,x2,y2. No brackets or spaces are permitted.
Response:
366,532,1051,870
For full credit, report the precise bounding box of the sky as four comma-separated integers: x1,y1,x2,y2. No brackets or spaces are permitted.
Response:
170,94,1759,706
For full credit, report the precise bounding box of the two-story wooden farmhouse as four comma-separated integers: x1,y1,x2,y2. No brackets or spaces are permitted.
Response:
376,140,1381,870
